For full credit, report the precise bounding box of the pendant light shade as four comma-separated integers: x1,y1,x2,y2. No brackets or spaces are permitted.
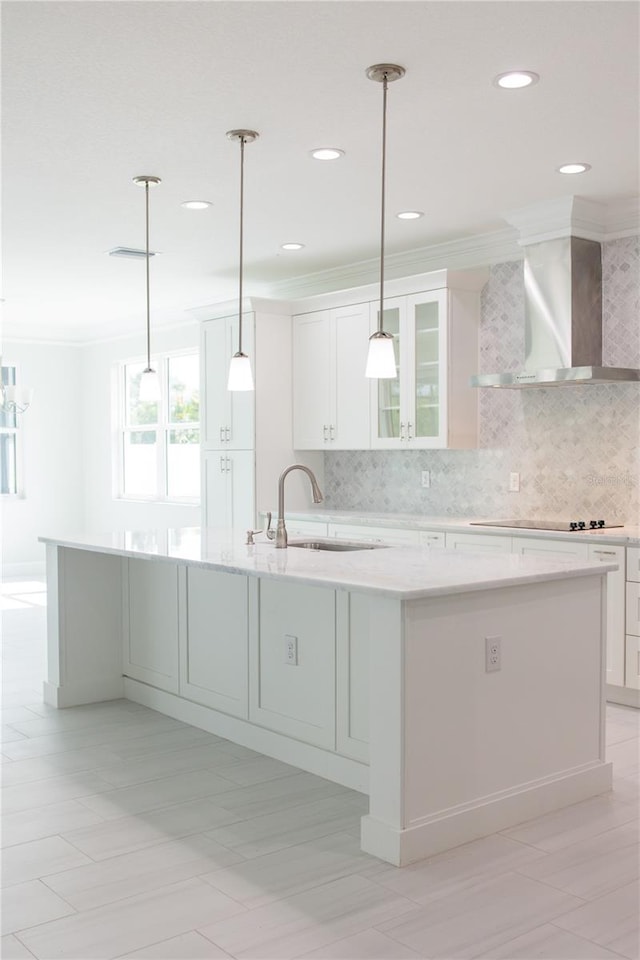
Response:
226,129,259,392
133,175,161,402
365,63,405,380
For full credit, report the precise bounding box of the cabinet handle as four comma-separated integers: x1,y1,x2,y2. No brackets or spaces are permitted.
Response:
219,427,225,443
226,457,231,473
323,424,328,442
593,550,617,557
225,426,231,442
407,421,413,440
329,424,335,440
219,456,226,474
400,422,406,440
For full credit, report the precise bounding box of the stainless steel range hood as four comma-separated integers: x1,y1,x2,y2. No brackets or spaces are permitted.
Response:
471,235,640,387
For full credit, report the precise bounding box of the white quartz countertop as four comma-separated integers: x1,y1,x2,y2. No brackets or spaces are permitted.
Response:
271,509,640,545
39,527,618,601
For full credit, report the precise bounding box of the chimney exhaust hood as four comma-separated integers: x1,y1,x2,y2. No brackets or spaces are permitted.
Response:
471,234,640,388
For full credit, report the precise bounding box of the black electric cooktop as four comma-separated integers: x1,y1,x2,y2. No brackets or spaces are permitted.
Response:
469,519,623,532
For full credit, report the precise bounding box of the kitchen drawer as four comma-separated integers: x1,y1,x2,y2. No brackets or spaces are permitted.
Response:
626,581,640,637
627,546,640,582
327,522,420,546
420,530,446,548
512,536,589,560
445,531,512,552
284,519,329,538
625,635,640,690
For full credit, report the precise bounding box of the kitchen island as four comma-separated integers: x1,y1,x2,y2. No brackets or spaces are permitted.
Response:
40,527,615,866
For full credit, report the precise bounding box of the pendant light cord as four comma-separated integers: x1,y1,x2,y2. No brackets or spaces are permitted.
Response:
238,135,245,356
144,179,151,370
378,71,389,335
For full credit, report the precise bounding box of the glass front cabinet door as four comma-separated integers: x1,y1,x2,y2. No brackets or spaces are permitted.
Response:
370,289,448,448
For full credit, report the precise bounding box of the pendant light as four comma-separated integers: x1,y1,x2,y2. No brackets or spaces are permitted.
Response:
133,175,161,401
227,129,259,391
365,63,405,379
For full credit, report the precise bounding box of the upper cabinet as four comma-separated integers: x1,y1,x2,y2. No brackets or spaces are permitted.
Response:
291,269,487,451
202,313,254,450
293,303,370,450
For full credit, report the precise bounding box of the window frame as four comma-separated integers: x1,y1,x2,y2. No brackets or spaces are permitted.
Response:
115,349,200,504
1,363,25,499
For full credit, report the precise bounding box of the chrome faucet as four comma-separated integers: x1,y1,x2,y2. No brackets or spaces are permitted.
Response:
266,464,323,549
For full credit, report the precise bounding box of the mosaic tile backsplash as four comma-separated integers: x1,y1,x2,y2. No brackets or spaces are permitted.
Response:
324,236,640,523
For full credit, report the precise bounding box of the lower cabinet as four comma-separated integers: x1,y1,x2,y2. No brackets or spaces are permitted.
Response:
328,522,420,546
249,579,336,749
180,567,249,717
123,558,179,694
588,544,626,688
626,580,640,690
445,531,512,552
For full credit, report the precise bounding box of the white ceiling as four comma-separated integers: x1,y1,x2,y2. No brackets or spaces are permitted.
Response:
2,0,639,342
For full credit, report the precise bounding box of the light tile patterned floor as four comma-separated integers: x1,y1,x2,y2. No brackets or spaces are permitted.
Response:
1,578,638,959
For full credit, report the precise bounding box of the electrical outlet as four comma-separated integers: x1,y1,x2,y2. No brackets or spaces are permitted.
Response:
421,470,431,488
509,472,520,492
485,636,501,673
285,634,298,666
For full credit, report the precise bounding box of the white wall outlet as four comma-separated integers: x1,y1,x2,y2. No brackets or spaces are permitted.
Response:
485,636,501,673
421,470,431,488
509,472,520,492
285,634,298,666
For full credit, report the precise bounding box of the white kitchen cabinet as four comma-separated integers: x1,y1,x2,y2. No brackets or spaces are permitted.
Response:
202,450,255,532
250,579,336,749
588,544,626,688
445,531,512,552
197,296,323,530
293,303,370,449
627,546,640,582
327,522,420,546
202,313,254,450
123,558,179,694
180,567,248,717
370,280,485,450
511,536,589,561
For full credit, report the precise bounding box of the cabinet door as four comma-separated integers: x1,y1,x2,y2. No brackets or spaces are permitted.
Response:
123,558,179,693
202,314,254,450
370,297,406,448
250,579,336,748
406,290,448,447
332,304,370,449
589,544,626,688
202,450,255,530
445,531,512,552
180,568,248,717
328,522,420,546
292,310,333,448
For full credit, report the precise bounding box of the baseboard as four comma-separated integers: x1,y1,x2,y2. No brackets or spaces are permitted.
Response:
3,561,46,579
361,760,613,866
124,676,369,795
606,684,640,708
43,678,125,708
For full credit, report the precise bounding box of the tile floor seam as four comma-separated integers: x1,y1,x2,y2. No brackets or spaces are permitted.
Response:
8,933,38,959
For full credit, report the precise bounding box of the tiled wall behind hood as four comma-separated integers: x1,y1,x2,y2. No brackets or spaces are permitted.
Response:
324,236,640,523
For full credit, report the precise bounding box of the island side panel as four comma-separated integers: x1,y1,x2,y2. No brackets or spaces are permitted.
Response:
399,574,610,865
44,545,125,707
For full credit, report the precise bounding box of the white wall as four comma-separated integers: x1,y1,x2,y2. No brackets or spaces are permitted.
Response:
81,322,201,536
2,341,84,574
2,321,201,575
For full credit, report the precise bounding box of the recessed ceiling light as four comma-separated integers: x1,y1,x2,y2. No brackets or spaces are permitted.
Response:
396,211,424,220
281,242,305,250
310,148,345,161
494,71,539,89
181,200,212,210
557,162,592,175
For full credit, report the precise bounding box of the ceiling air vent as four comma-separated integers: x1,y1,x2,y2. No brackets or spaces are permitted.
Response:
108,247,157,259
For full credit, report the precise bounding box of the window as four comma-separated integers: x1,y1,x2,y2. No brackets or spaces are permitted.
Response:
119,352,200,501
1,366,19,496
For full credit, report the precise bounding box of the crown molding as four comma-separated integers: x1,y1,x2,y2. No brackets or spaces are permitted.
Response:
504,195,640,245
605,197,640,239
265,228,521,301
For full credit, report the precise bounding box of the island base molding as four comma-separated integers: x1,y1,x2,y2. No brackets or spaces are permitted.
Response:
124,677,369,795
361,760,612,866
605,683,640,708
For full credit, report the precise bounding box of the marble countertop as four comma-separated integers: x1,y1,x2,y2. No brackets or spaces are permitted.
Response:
269,509,640,545
39,527,618,601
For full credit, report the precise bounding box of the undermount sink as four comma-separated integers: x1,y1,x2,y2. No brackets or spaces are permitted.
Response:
288,539,388,552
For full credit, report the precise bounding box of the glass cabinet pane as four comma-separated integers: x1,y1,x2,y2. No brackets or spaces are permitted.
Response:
414,300,440,439
376,306,401,439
